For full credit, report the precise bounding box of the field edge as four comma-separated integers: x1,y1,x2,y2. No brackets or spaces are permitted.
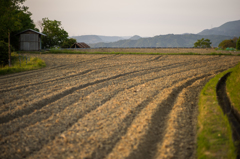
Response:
197,67,237,158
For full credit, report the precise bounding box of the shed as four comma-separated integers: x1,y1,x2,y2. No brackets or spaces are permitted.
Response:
71,43,90,48
15,29,46,51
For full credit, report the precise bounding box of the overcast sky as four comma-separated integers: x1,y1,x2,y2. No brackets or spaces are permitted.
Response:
24,0,240,37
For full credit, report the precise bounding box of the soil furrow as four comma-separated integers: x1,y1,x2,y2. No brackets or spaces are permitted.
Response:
0,54,216,93
0,71,205,159
106,73,221,159
0,55,163,91
28,74,208,159
0,88,124,158
0,55,157,91
0,54,239,159
26,76,174,159
0,55,112,81
0,69,93,93
0,69,80,90
0,56,221,124
89,91,161,159
0,65,204,138
0,54,210,86
0,61,185,122
153,77,211,159
0,73,167,158
0,55,231,126
123,74,210,159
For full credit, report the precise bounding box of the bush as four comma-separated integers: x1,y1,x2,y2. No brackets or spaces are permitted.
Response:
218,38,238,49
0,41,8,66
61,38,77,48
236,37,240,50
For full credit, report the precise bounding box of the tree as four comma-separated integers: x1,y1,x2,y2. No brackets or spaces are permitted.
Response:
61,38,77,48
218,37,238,49
236,37,240,50
194,38,212,48
0,0,28,66
41,18,68,48
11,9,39,50
0,41,9,66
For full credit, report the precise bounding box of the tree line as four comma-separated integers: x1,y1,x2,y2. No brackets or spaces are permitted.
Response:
194,37,240,50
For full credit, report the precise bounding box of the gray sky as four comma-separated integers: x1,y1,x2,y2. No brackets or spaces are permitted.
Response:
24,0,240,37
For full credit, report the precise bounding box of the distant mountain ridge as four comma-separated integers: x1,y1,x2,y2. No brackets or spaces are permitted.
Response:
72,19,240,47
89,34,233,48
129,35,142,40
71,35,103,44
70,35,132,44
198,20,240,37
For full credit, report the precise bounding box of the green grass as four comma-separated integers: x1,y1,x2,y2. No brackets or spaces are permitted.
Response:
226,63,240,114
208,52,232,56
197,68,237,159
43,49,239,56
18,49,240,56
0,52,46,75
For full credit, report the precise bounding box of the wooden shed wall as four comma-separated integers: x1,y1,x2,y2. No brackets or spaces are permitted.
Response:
20,33,40,51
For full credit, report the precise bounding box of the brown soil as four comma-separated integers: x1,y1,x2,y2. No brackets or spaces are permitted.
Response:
0,54,239,159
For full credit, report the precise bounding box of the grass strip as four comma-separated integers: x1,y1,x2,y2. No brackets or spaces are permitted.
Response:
0,53,46,75
197,67,237,158
226,63,240,114
21,49,239,56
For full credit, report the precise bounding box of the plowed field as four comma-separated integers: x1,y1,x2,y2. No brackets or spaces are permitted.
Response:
1,54,240,159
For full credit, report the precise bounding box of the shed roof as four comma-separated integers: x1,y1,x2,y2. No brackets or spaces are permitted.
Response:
15,29,46,36
71,43,90,48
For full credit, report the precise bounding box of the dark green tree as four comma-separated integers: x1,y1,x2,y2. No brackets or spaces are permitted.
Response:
0,41,9,66
41,18,68,48
218,37,238,49
61,38,77,48
0,0,28,66
194,38,212,48
11,9,39,50
236,37,240,50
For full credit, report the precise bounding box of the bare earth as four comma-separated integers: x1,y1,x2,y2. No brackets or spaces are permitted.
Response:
0,54,239,159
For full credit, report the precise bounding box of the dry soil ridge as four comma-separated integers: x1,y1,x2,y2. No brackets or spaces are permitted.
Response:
0,54,239,159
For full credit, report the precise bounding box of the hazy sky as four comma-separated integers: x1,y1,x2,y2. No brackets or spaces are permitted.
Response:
24,0,240,37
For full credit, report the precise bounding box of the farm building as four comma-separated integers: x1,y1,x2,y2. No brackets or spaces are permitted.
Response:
15,29,46,51
71,43,90,48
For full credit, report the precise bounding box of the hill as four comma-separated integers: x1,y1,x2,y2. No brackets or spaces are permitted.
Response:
71,35,103,44
129,35,142,40
72,20,239,47
89,34,233,48
198,20,240,37
97,36,125,43
70,35,130,44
